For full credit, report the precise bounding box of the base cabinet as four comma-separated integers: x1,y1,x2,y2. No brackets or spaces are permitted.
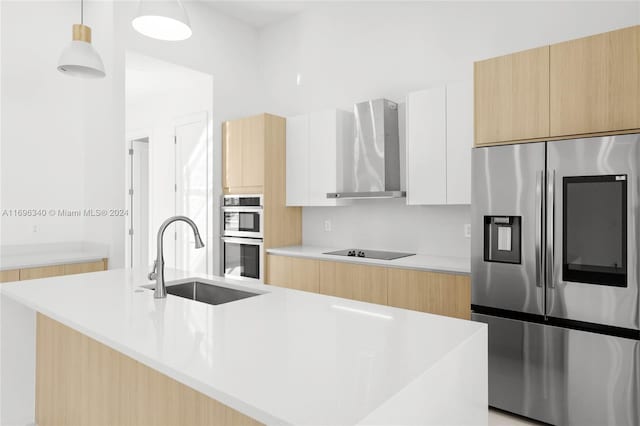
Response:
0,259,108,283
266,255,470,320
36,314,261,426
386,268,470,320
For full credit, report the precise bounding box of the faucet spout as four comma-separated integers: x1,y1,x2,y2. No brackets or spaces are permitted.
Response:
150,215,205,299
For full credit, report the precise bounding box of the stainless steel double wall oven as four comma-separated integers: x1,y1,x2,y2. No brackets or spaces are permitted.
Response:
221,194,264,282
472,134,640,425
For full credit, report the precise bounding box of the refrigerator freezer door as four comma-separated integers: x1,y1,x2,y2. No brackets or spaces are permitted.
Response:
547,134,640,331
473,313,640,426
471,143,546,315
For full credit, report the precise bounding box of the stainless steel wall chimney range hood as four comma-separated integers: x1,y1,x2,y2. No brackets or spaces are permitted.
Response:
327,99,405,199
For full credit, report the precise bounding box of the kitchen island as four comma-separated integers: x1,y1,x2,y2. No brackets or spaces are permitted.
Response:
1,268,486,425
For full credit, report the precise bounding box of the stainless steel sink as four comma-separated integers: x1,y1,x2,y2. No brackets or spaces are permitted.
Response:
142,279,263,306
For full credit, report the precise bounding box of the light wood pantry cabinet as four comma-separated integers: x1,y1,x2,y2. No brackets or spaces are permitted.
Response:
0,259,108,283
286,109,353,206
221,113,302,253
265,254,470,320
474,46,550,146
550,25,640,137
405,81,473,205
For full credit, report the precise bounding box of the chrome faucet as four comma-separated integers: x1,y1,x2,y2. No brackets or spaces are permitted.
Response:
148,216,205,299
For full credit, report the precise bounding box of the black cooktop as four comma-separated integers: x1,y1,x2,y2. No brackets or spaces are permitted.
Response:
323,249,415,261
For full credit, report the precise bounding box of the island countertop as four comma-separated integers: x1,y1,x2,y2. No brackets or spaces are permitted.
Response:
1,268,486,425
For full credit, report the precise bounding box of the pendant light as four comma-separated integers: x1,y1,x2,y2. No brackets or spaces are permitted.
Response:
57,0,106,78
132,0,192,41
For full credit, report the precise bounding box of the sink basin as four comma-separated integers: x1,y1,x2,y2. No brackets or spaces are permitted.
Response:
142,279,263,306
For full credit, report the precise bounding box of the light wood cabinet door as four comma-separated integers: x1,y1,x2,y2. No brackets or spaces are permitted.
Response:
63,260,107,275
387,269,470,320
319,261,387,305
266,255,319,293
241,115,265,189
474,46,550,145
20,265,65,281
550,25,640,136
0,269,20,283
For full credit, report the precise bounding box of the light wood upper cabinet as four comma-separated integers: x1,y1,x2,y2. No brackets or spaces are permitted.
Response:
474,46,550,145
319,261,388,305
406,81,472,205
550,25,640,137
223,115,265,193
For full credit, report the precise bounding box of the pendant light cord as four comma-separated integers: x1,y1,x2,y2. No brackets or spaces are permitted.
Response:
81,0,84,24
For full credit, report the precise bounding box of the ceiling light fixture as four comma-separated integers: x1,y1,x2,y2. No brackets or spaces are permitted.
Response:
57,0,106,78
132,0,192,41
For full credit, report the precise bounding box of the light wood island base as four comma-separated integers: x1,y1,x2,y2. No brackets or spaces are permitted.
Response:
35,314,262,426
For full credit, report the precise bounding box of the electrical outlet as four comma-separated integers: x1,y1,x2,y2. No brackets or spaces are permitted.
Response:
324,220,332,232
464,224,471,238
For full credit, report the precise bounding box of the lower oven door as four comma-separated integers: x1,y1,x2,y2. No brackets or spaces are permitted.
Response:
221,237,264,282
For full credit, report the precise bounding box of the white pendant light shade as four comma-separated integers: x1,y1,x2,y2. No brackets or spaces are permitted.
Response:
132,0,192,41
58,24,106,78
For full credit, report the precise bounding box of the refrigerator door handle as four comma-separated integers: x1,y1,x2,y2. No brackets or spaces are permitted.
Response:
547,169,556,289
535,170,544,287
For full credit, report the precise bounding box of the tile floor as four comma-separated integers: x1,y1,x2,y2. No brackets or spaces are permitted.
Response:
489,408,545,425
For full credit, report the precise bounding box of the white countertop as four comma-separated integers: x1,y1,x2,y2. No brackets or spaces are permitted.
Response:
0,242,108,271
267,245,471,275
0,269,485,425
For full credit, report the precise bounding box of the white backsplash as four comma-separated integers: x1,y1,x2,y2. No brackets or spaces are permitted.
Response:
302,199,470,258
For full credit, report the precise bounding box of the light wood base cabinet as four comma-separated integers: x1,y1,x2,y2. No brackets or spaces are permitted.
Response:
386,269,470,320
36,314,261,426
1,259,108,283
318,261,388,305
267,255,319,293
266,255,470,320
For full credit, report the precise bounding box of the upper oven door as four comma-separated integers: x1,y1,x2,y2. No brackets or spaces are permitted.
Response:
222,208,263,238
547,134,640,331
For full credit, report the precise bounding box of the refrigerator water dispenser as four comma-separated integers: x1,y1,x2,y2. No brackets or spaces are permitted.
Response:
484,216,521,264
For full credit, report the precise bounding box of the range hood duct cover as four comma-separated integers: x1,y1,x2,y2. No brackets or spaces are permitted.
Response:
327,98,405,199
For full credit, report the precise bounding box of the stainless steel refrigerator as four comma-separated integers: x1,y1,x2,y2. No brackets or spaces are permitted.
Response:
471,134,640,425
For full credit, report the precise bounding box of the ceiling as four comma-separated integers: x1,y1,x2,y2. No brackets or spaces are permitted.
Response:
198,1,312,28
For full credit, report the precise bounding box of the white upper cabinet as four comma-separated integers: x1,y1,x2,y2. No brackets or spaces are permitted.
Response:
286,109,353,206
406,81,472,205
445,81,473,204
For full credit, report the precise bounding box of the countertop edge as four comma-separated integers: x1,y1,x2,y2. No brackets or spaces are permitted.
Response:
266,247,471,275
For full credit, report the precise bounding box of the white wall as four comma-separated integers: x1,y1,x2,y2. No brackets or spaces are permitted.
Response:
257,1,640,257
1,1,124,265
1,1,263,272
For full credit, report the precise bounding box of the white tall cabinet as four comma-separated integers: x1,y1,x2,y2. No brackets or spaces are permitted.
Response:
406,81,473,205
286,109,353,206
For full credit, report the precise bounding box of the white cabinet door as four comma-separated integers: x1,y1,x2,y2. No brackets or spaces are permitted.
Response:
406,87,447,205
446,81,473,204
286,115,309,206
308,110,337,205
